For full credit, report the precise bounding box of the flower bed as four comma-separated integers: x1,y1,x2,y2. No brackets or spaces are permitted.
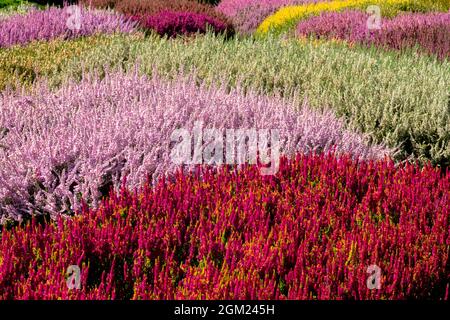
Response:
0,70,386,222
297,11,450,60
0,5,135,48
0,153,448,299
256,0,450,35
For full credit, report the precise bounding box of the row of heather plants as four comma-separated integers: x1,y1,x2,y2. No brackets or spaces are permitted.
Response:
13,33,446,168
218,0,450,34
0,1,233,41
0,70,388,222
296,11,450,60
0,0,449,301
218,0,332,34
79,0,234,36
0,153,448,299
0,5,136,48
256,0,450,35
2,2,449,51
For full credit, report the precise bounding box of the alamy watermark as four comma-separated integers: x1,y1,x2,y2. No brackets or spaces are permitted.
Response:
66,265,81,290
66,5,82,32
366,5,382,30
170,122,280,175
366,264,382,290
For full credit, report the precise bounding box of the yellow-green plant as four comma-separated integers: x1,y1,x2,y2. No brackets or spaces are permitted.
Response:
0,34,142,90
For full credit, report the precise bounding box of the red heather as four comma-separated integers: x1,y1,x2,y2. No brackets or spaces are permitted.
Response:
0,153,448,300
133,11,230,37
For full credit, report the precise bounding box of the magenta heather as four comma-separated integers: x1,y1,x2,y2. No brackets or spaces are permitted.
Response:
297,11,450,59
134,10,229,37
0,70,390,222
0,6,136,48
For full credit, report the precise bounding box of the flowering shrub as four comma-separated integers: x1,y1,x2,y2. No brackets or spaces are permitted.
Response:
218,0,330,34
81,0,235,35
0,34,141,91
0,70,388,222
116,0,230,25
257,0,450,35
0,153,448,299
0,1,37,20
297,11,450,60
0,6,136,48
49,33,450,167
132,11,231,37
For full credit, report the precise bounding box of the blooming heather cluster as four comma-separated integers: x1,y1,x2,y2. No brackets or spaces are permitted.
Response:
81,0,235,36
132,11,230,37
297,11,450,59
0,70,389,222
112,0,231,26
218,0,329,34
0,6,136,48
0,154,448,299
256,0,450,35
116,0,234,35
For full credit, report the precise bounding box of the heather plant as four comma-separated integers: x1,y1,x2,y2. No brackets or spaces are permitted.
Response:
218,0,331,34
81,0,235,35
131,11,232,37
0,0,28,8
0,0,39,19
257,0,450,35
48,33,450,167
0,70,388,222
111,0,231,26
297,11,450,60
0,5,136,48
0,34,140,91
0,153,448,299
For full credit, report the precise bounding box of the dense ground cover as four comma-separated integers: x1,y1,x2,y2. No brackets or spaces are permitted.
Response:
0,6,135,48
0,70,387,222
218,0,331,34
80,0,234,36
257,0,450,35
131,10,231,38
0,34,137,91
0,153,448,299
14,33,446,167
0,0,448,301
297,11,450,60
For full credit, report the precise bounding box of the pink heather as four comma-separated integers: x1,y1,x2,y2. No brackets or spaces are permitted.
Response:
0,6,136,48
0,70,390,222
297,11,450,59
